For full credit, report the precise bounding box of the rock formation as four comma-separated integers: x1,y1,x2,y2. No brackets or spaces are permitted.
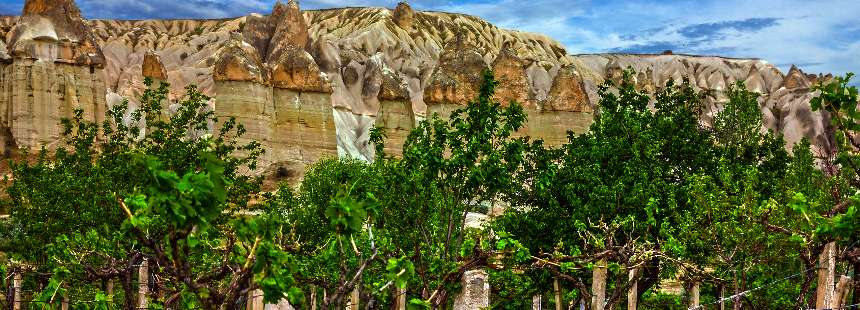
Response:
0,0,106,153
492,43,533,108
546,65,591,112
424,32,489,106
392,2,415,30
8,0,104,66
142,50,167,80
266,0,309,63
0,0,840,177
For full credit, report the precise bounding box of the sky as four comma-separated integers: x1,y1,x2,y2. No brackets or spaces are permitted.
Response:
1,0,858,82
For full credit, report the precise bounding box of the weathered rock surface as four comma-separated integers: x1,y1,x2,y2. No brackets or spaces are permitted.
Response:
270,45,329,92
141,50,166,80
546,65,591,112
424,33,489,106
266,0,309,63
213,37,267,84
0,0,839,175
492,43,533,108
8,0,104,66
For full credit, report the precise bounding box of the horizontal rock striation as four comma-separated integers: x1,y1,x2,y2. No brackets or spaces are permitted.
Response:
0,0,837,177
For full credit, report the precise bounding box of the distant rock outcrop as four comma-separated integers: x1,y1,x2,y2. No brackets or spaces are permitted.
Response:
424,33,489,105
142,50,167,80
0,0,839,177
266,0,309,63
392,2,415,30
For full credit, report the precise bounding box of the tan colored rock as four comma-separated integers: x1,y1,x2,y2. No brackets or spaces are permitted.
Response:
783,65,810,89
266,0,309,63
242,13,275,61
424,33,488,105
214,38,268,84
379,68,409,101
142,50,167,80
392,2,415,30
270,45,330,92
0,2,834,171
546,65,591,112
492,43,533,108
0,40,11,62
8,0,104,67
0,60,106,151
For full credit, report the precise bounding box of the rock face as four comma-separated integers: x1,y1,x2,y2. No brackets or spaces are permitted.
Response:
0,0,106,154
0,0,838,176
424,33,489,106
392,2,415,30
546,65,591,112
266,0,309,63
141,50,167,80
8,0,104,66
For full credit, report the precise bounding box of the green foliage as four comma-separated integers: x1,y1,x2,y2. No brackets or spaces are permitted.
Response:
2,78,293,308
811,73,860,243
5,64,858,308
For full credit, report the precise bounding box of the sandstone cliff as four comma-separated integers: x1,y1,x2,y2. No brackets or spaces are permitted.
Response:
0,0,837,178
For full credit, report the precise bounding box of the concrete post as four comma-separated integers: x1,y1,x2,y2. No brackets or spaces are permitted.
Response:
816,242,836,309
12,272,22,310
688,282,700,309
627,269,638,310
591,259,607,310
396,286,406,310
138,259,148,310
532,294,541,310
453,270,490,309
554,278,562,310
310,286,317,310
246,289,264,310
832,275,852,309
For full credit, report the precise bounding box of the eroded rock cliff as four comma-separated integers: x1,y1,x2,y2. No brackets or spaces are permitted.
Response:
0,0,837,178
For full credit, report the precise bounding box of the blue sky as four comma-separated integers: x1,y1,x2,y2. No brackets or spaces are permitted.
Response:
1,0,858,82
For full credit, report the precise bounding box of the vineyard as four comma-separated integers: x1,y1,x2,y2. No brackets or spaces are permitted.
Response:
0,70,858,309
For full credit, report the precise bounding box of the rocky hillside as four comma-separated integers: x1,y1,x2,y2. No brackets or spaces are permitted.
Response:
0,0,835,179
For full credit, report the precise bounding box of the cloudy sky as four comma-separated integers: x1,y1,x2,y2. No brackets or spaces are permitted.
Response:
1,0,858,81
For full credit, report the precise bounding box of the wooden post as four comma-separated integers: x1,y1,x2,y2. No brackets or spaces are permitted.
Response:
310,285,317,310
816,242,836,309
246,289,264,310
12,272,22,310
832,275,852,309
347,286,359,310
532,294,541,310
718,284,725,310
688,282,700,309
732,271,740,310
396,286,407,310
138,259,148,310
592,259,607,310
627,269,638,310
554,278,562,310
61,295,69,310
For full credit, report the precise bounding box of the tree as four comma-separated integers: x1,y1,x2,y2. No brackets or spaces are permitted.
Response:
270,69,534,308
1,79,299,309
810,73,860,306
